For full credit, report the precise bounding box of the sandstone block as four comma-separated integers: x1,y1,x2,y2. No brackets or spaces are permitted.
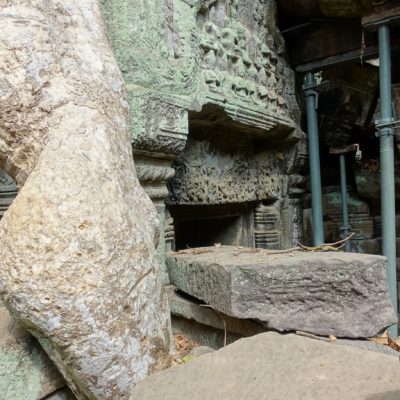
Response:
167,246,396,337
130,332,400,400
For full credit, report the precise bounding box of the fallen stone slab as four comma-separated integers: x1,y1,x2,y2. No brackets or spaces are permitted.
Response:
130,332,400,400
0,305,65,400
167,246,397,337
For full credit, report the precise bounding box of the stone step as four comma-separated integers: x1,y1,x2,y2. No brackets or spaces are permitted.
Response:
167,246,396,338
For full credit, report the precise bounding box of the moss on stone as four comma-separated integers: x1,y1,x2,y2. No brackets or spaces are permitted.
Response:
0,345,42,400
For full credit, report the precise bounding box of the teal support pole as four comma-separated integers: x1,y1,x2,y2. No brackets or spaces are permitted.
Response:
304,72,324,246
378,24,398,338
339,155,351,252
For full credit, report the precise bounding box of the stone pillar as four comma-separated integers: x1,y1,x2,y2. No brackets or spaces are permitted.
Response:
165,209,176,253
280,198,304,248
132,99,189,278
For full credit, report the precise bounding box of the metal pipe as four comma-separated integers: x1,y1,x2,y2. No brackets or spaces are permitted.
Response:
378,24,398,338
339,154,351,252
304,72,324,246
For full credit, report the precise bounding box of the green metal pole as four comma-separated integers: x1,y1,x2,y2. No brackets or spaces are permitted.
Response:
305,72,324,246
378,24,398,338
339,154,351,252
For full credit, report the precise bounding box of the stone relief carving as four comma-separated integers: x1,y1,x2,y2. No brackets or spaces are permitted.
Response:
131,98,189,156
196,0,286,114
101,0,199,98
101,0,304,253
164,210,175,251
167,139,282,205
102,0,297,148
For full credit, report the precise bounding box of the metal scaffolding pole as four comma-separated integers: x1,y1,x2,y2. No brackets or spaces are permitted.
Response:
339,155,351,252
378,24,398,338
304,72,324,246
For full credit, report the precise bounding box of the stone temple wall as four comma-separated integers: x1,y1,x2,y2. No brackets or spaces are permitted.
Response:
101,0,306,259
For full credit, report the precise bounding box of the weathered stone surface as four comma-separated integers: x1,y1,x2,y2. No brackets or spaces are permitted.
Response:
167,246,396,337
172,315,245,349
0,1,171,399
356,170,400,200
101,0,298,138
0,305,65,400
101,0,307,271
317,65,378,148
168,135,283,205
130,332,400,400
101,0,306,215
189,346,214,358
304,188,375,246
168,286,266,338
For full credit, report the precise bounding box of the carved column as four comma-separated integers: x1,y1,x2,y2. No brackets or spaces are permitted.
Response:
164,209,175,252
253,203,281,250
131,98,188,277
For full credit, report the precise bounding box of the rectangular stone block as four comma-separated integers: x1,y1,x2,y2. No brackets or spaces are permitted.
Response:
167,246,397,338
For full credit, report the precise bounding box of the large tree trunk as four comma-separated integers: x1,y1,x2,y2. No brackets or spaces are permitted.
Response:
0,1,171,399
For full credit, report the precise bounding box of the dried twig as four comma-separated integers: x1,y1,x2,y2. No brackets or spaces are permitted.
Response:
262,232,356,256
176,248,212,255
323,232,356,247
265,247,302,255
296,330,336,343
296,232,356,252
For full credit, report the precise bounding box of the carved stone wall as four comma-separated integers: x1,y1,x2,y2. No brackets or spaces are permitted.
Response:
101,0,305,253
168,138,282,205
101,0,298,122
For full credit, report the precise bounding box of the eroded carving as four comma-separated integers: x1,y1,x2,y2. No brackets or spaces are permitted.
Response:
101,0,305,262
197,1,286,114
102,0,298,144
131,98,189,156
168,139,282,205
